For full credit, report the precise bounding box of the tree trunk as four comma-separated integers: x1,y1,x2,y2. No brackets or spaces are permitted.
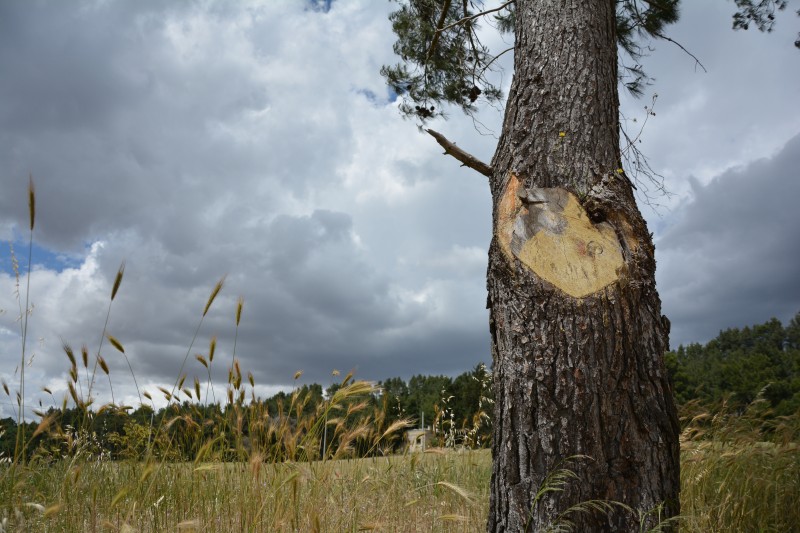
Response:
486,1,680,531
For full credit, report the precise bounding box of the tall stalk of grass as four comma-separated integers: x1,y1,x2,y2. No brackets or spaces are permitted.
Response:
86,262,125,405
110,276,230,525
168,275,225,403
13,176,35,468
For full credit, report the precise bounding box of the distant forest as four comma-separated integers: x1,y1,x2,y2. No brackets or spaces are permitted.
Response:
2,313,798,460
666,312,800,416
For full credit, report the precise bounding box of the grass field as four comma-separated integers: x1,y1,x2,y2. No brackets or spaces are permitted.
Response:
4,449,491,533
3,436,800,532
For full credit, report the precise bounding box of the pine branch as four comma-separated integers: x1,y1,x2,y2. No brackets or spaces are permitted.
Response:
435,0,515,35
426,128,493,178
426,0,453,61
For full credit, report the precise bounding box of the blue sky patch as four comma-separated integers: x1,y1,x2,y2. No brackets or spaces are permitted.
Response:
356,87,396,106
0,239,84,276
307,0,333,13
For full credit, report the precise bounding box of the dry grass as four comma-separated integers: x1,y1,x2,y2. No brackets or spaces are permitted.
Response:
4,434,799,532
2,450,491,532
678,399,800,532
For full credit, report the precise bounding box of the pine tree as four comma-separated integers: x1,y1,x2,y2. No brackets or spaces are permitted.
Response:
383,1,795,528
382,1,687,530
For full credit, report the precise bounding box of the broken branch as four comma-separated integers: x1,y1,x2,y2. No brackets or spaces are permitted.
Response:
426,128,493,178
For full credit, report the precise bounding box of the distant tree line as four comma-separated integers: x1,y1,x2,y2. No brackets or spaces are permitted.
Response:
0,364,493,462
665,312,800,416
2,314,798,461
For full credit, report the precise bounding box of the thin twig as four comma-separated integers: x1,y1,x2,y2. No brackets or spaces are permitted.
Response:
477,46,514,79
654,31,707,73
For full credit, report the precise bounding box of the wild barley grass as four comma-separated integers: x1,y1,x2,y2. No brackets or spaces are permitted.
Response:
678,398,800,532
3,449,491,532
4,435,799,532
680,440,800,532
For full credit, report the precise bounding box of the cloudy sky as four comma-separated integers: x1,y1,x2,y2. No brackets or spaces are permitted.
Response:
1,0,798,418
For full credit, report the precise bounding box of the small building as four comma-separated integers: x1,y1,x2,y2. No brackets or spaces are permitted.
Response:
406,428,434,452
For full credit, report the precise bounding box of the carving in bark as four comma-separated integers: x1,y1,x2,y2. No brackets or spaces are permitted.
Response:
497,174,625,298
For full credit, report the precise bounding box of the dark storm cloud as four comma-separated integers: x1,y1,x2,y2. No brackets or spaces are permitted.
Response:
223,207,488,385
657,133,800,347
96,204,488,388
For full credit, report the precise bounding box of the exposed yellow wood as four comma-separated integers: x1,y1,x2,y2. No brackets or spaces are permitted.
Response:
497,175,623,298
497,173,522,261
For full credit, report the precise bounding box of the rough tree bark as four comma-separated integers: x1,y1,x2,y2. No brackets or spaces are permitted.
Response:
485,1,680,531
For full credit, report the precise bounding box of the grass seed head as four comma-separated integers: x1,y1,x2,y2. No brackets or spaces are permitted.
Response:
436,481,476,504
236,295,244,326
25,503,45,513
32,414,55,438
249,452,264,477
203,275,226,317
209,336,217,362
110,488,129,508
139,462,156,484
28,175,35,231
68,382,79,405
111,261,125,301
157,386,172,401
233,360,242,388
107,334,125,353
98,356,110,375
62,341,76,367
177,519,200,531
380,418,415,441
43,503,63,518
